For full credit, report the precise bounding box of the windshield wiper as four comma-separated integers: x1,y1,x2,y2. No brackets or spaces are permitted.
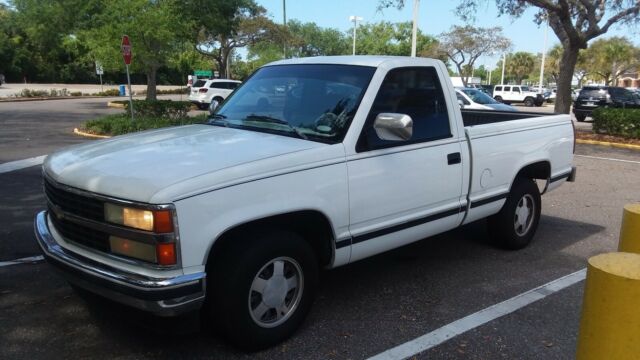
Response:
208,113,229,127
243,114,308,140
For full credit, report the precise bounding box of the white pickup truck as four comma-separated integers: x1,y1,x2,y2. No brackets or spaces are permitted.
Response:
35,56,576,350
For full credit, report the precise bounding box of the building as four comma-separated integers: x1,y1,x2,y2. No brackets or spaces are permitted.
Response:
618,70,639,88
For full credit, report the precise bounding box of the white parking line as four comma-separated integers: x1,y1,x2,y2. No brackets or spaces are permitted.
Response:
368,268,587,360
576,154,640,164
0,155,46,174
0,255,45,267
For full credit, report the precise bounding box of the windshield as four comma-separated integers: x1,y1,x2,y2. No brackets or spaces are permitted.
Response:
461,89,499,105
211,64,376,143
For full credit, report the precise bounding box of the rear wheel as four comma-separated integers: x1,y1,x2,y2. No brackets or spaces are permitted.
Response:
488,178,541,250
206,230,318,350
575,114,586,122
494,96,503,103
524,97,534,107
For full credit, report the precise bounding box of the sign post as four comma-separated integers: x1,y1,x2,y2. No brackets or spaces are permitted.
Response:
121,35,134,121
95,61,104,93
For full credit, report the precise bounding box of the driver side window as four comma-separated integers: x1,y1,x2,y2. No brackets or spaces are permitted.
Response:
356,67,452,152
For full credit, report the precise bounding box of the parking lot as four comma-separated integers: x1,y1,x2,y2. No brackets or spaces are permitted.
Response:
1,98,638,359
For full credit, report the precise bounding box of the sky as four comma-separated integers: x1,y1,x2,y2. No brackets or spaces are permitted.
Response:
257,0,638,68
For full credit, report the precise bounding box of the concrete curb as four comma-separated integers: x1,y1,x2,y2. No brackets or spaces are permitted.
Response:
73,128,112,139
107,101,127,109
0,96,115,102
576,139,640,151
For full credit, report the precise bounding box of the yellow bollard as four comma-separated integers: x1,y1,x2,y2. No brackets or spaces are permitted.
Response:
619,204,640,253
576,252,640,359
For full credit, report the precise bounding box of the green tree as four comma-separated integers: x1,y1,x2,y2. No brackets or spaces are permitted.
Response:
286,20,349,57
506,52,535,84
438,25,511,87
83,0,188,100
456,0,640,113
583,37,639,85
184,0,282,79
355,21,443,61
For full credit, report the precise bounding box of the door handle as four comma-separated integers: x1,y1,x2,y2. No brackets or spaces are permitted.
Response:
447,152,461,165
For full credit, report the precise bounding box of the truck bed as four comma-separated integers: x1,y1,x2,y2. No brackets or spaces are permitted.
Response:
461,109,553,127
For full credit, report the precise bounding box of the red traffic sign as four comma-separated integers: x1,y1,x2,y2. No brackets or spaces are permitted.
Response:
121,35,132,65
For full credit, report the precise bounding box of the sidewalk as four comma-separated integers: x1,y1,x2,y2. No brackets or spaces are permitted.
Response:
0,83,184,98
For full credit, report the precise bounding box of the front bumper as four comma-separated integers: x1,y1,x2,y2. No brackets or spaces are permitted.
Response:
34,211,206,316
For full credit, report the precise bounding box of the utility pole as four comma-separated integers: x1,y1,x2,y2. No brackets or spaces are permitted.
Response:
538,17,549,93
283,0,287,58
488,68,492,85
501,53,507,85
349,16,363,56
411,0,420,57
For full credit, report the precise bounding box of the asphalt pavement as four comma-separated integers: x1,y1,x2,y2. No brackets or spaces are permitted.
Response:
0,98,637,359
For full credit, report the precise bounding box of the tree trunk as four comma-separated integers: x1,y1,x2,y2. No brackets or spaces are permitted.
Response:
146,68,157,101
554,45,579,114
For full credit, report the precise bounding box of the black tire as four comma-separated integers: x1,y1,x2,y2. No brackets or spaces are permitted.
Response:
524,97,534,107
213,96,224,103
575,114,586,122
206,230,318,350
487,178,541,250
494,96,503,103
197,103,208,110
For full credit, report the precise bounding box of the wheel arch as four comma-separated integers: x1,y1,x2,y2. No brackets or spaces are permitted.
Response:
204,210,337,270
510,160,551,192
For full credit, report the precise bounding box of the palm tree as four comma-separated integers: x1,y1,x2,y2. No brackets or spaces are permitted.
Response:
506,52,535,85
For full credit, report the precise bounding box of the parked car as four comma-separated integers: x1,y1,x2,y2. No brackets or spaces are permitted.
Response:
187,74,212,89
493,85,545,107
480,84,494,96
572,88,581,101
573,86,640,122
456,88,518,111
188,79,241,110
35,56,575,350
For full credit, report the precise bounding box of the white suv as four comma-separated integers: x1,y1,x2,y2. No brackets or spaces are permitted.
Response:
189,79,241,109
493,85,544,107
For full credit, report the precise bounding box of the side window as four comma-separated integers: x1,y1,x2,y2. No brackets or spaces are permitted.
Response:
513,87,521,93
456,92,470,105
504,86,511,92
495,86,502,92
210,82,227,89
356,67,452,152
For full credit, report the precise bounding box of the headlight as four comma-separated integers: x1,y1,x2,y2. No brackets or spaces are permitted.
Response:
104,203,174,233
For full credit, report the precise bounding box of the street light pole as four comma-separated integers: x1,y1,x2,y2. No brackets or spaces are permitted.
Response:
501,53,507,85
349,16,363,56
283,0,287,58
411,0,420,57
538,18,549,93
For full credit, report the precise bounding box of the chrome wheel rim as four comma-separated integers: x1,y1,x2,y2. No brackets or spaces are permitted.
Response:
248,256,304,328
514,194,535,236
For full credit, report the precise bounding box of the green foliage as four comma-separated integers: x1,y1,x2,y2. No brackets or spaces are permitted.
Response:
286,20,349,57
83,113,207,136
592,108,640,139
82,0,189,100
125,100,193,120
355,21,441,59
94,89,121,97
506,52,535,84
583,37,640,85
18,88,69,97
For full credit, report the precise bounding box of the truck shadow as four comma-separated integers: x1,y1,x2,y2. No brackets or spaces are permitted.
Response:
19,214,604,359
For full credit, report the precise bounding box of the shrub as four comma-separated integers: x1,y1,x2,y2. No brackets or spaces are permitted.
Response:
18,89,49,97
125,100,193,120
82,114,208,136
157,88,189,95
70,91,83,97
94,88,122,96
592,108,640,139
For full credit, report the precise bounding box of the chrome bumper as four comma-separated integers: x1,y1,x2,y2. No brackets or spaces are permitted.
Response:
34,211,206,316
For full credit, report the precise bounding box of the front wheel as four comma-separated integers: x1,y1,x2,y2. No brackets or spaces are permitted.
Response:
488,178,541,250
575,114,586,122
524,97,534,107
494,96,503,103
206,230,318,350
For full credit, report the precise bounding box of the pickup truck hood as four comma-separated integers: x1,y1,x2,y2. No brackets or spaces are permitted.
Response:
45,125,326,203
